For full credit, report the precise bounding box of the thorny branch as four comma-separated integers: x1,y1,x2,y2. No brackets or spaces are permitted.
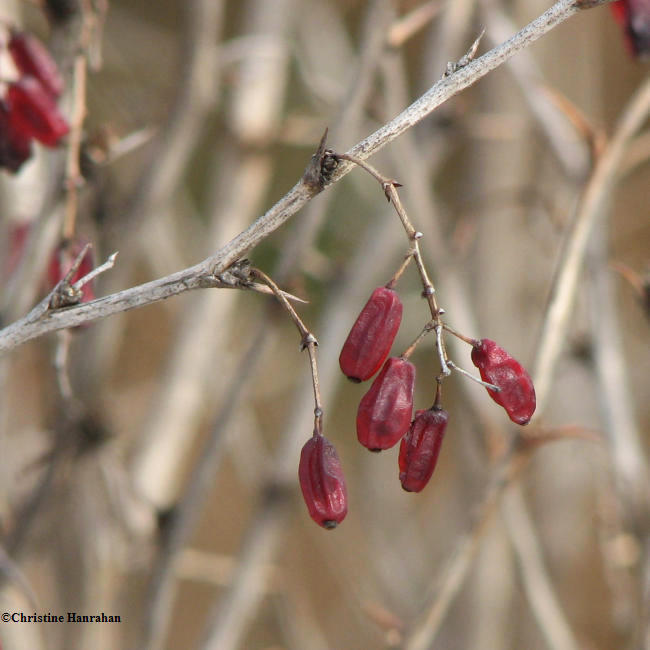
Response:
0,0,613,354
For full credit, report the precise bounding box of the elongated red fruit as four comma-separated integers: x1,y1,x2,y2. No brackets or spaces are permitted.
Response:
7,76,69,147
339,287,403,382
8,29,64,99
399,407,448,493
0,101,33,173
471,339,536,425
356,357,415,451
298,435,348,529
611,0,650,58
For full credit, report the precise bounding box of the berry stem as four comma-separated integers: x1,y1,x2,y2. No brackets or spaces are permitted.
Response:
401,320,436,359
446,360,501,392
442,322,478,346
250,267,324,437
334,153,449,370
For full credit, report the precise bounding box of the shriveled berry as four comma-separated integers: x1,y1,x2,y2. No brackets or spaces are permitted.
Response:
339,287,403,382
399,407,448,493
8,29,64,99
356,357,415,451
0,101,33,173
47,238,95,303
7,76,69,147
298,435,348,529
611,0,650,57
471,339,536,425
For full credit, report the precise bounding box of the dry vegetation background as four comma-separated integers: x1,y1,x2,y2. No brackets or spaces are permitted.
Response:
0,0,649,649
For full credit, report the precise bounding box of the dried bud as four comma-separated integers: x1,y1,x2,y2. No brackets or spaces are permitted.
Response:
298,435,348,529
0,101,33,173
48,238,95,303
471,339,536,425
356,357,415,451
7,76,69,147
8,29,64,99
399,407,448,493
611,0,650,58
339,287,403,382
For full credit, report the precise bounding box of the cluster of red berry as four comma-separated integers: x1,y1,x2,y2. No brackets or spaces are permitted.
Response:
298,284,536,529
0,27,69,173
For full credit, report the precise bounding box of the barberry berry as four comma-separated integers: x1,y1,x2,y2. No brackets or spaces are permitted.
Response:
8,29,64,99
298,435,348,529
0,101,33,173
471,339,536,425
356,356,415,451
339,287,403,382
399,407,448,492
611,0,650,57
7,76,69,147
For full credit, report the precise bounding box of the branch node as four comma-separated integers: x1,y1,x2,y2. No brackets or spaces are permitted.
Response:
302,128,339,191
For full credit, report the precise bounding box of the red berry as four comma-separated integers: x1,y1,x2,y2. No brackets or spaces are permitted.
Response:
471,339,536,425
7,76,69,147
47,238,95,303
339,287,403,382
0,101,33,173
611,0,650,58
399,407,448,493
298,435,348,529
4,222,32,276
8,29,64,99
356,356,415,451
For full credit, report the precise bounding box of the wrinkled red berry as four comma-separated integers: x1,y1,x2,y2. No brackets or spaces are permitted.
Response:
47,238,95,303
8,29,64,99
298,435,348,529
399,407,448,493
7,76,69,147
0,101,33,173
611,0,650,58
339,287,403,382
356,356,415,451
471,339,536,425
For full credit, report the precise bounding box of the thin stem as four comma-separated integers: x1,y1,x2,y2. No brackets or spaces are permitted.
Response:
250,268,323,436
62,3,91,240
447,360,500,392
401,320,436,359
442,322,477,346
334,153,448,377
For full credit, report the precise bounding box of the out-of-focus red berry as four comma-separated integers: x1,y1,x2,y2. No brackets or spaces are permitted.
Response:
339,287,403,382
611,0,650,58
7,76,69,147
4,222,32,276
399,407,448,493
8,29,64,99
356,356,415,451
47,238,95,303
298,435,348,529
0,101,33,173
471,339,536,425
